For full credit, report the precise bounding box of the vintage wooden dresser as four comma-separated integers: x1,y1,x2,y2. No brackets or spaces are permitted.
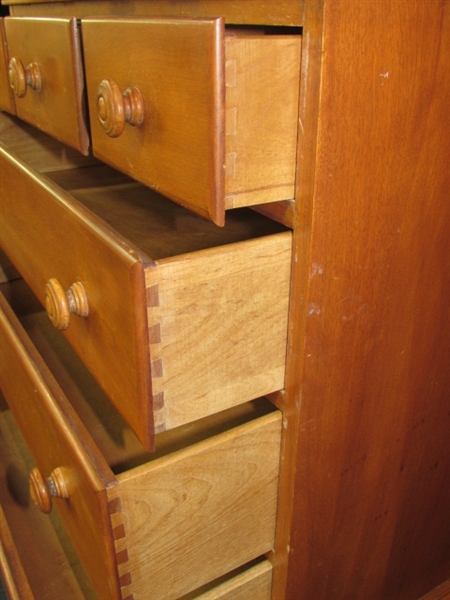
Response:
0,1,449,599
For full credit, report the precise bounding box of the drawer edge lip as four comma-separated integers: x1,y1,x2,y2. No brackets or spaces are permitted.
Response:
117,407,282,483
1,145,156,450
0,145,154,269
151,228,293,268
0,291,115,491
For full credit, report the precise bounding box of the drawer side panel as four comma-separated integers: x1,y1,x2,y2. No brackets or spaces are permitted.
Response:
109,411,282,600
146,231,292,432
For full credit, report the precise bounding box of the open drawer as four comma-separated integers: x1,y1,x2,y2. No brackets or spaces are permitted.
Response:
0,286,281,600
3,17,89,154
0,116,292,450
82,17,301,224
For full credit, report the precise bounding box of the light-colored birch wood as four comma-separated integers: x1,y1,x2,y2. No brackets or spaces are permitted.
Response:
224,33,301,208
187,560,273,599
146,233,291,431
1,120,291,449
109,411,281,600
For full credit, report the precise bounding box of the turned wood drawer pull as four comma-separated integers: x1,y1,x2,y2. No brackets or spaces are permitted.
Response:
96,79,144,138
29,467,69,514
45,278,89,331
8,57,42,98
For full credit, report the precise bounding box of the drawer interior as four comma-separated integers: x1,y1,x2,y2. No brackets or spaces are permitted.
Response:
3,279,279,473
48,165,289,260
1,112,290,451
1,398,274,600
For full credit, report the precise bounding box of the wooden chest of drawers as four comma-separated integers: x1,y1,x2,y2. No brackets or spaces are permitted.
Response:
1,2,449,600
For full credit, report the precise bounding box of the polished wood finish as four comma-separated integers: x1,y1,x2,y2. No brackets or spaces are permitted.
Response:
0,288,282,600
0,112,95,171
44,278,89,331
420,580,450,600
281,1,450,599
0,292,118,599
0,414,97,600
3,17,89,153
1,1,449,599
8,1,304,27
82,18,300,224
8,56,41,96
0,143,155,449
0,121,291,449
0,19,15,114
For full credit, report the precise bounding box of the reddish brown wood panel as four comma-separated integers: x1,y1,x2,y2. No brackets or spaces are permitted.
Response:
285,2,450,599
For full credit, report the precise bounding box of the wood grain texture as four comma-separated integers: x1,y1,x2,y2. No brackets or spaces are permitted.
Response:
0,293,119,599
187,560,273,600
146,232,292,431
1,119,291,448
82,19,300,224
284,1,450,599
108,411,282,600
0,113,96,171
4,17,89,153
0,505,34,600
224,32,300,209
8,1,304,27
420,580,450,600
82,16,225,224
0,144,155,450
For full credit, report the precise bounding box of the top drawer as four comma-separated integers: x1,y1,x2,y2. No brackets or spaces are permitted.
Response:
4,17,89,154
82,18,301,225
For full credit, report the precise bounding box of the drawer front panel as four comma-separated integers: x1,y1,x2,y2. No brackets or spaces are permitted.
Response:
0,148,155,450
0,19,15,114
109,410,282,600
0,293,119,600
82,17,225,224
4,17,89,154
82,18,301,225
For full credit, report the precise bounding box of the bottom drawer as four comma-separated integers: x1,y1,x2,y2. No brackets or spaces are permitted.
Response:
0,404,273,600
0,283,281,600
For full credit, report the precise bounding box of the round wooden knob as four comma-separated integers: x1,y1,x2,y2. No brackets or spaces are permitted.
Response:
96,79,144,137
9,57,41,97
45,278,89,331
29,467,69,514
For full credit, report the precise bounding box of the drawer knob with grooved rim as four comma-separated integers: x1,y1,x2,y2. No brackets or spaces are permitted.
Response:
8,57,42,97
29,467,70,514
97,79,144,137
45,278,89,331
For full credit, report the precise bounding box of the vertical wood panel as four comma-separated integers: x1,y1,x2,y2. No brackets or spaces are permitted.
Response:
286,1,450,598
